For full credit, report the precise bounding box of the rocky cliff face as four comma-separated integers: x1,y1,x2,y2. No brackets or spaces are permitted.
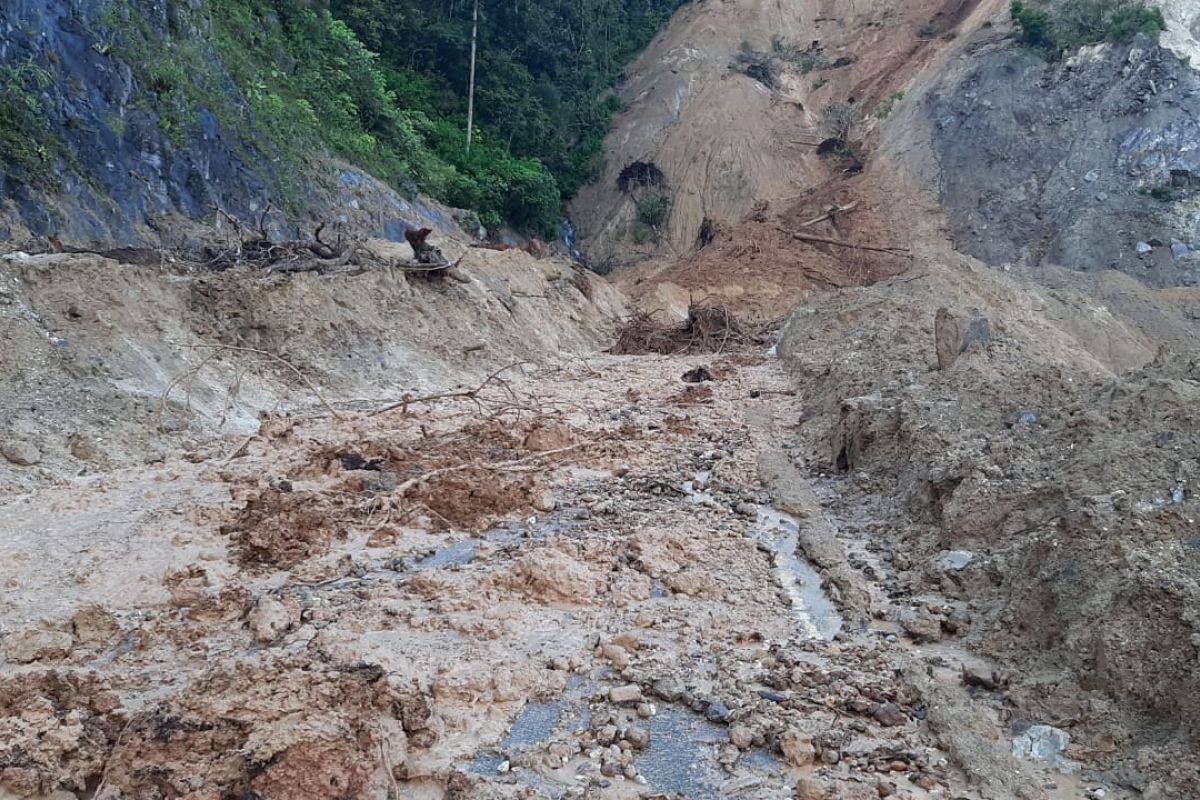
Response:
926,32,1200,286
0,0,455,248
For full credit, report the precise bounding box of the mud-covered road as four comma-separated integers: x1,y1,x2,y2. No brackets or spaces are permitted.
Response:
0,347,1121,800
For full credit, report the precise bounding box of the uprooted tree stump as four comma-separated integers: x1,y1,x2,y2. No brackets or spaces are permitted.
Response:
609,300,769,355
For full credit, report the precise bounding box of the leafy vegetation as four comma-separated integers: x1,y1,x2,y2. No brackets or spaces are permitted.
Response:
0,60,56,183
1138,184,1181,202
732,42,779,88
1011,0,1165,57
874,91,906,119
95,0,686,236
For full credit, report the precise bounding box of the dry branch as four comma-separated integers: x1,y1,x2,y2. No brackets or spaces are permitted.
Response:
790,231,911,255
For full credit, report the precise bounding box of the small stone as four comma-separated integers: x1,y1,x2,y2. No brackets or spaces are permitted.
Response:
600,643,630,669
1084,169,1100,182
597,725,618,746
873,702,908,727
888,760,907,772
636,702,654,718
497,760,510,774
877,781,896,798
821,748,840,765
779,729,816,766
608,684,642,705
736,502,758,518
729,725,754,750
1,440,41,466
1136,241,1153,254
600,761,617,778
3,627,73,663
71,606,120,646
622,764,638,780
914,774,939,790
625,726,650,749
898,607,942,643
795,777,828,800
705,699,731,723
532,490,557,513
248,597,292,643
652,677,683,702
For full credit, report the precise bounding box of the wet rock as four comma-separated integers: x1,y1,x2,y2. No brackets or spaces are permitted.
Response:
1,439,42,466
608,684,642,705
71,606,120,646
3,627,73,663
898,607,942,643
779,729,816,765
248,596,292,643
872,702,908,727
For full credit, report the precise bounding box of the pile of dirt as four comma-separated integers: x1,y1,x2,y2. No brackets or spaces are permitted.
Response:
0,244,622,493
775,254,1200,797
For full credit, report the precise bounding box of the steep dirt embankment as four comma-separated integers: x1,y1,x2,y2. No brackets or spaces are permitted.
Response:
571,0,992,277
0,242,622,494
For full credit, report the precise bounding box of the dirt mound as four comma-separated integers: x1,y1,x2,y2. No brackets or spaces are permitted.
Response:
0,245,622,493
775,255,1200,797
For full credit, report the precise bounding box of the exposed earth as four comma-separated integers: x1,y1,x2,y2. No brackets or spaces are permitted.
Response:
5,0,1200,799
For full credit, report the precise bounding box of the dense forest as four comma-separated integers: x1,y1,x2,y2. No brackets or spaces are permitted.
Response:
95,0,686,237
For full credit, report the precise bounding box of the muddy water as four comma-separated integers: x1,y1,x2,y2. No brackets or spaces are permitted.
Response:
683,474,842,640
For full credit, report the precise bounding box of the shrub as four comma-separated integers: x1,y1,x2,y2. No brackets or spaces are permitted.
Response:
634,192,671,229
733,42,778,88
1012,0,1166,57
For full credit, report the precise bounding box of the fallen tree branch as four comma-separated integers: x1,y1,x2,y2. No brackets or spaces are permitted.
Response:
799,202,858,227
367,361,526,417
184,344,344,419
790,231,911,255
394,443,584,495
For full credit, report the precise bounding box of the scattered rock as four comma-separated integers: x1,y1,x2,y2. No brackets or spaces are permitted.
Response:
961,663,1000,690
705,699,731,723
1012,724,1071,766
872,702,908,727
898,607,942,643
931,549,973,572
600,643,630,669
1136,241,1154,254
652,677,684,702
3,627,73,663
795,777,829,800
1,439,42,466
248,597,293,643
729,725,754,750
779,729,816,766
608,684,643,705
625,725,650,749
71,606,120,646
531,490,557,513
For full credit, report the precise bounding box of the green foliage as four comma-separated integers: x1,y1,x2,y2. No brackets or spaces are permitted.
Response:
634,192,671,229
1011,0,1165,57
874,91,906,119
92,0,684,234
0,60,56,182
1138,184,1180,202
918,23,937,38
771,37,829,73
733,42,779,87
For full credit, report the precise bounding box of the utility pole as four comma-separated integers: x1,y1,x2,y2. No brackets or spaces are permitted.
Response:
466,0,478,153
